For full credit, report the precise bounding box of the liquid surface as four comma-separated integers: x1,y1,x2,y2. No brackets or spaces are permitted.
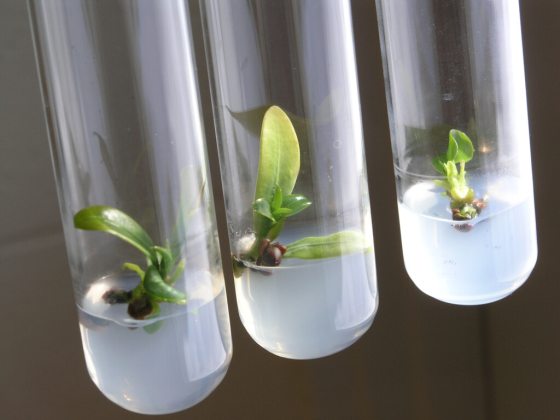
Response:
398,175,537,304
235,228,378,359
78,272,231,414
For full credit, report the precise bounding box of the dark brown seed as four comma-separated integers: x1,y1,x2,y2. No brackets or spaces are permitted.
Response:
258,238,271,256
261,246,283,266
128,295,153,320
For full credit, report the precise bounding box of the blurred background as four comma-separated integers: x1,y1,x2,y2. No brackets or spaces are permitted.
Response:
1,0,559,419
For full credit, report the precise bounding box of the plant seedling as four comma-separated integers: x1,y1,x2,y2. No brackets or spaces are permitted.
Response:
432,129,486,222
234,106,371,274
74,206,187,320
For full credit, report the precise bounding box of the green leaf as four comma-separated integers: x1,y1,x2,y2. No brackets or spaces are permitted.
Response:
74,206,155,259
143,266,187,304
271,185,283,211
284,231,371,260
445,161,458,178
282,194,312,216
432,154,447,175
122,262,145,279
255,106,300,203
449,129,474,163
271,194,311,221
272,208,293,219
152,246,172,278
266,220,285,241
253,198,276,222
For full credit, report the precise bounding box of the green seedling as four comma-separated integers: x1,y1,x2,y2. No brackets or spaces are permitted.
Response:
74,206,186,320
234,106,371,274
432,129,486,221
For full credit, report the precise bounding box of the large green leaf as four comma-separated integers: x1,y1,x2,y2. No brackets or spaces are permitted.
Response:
143,266,187,304
74,206,154,259
284,231,371,260
255,106,301,203
449,129,474,163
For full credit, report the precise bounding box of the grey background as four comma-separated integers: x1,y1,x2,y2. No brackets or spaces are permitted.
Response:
1,0,559,419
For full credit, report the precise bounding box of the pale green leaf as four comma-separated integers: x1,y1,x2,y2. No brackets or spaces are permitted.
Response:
432,154,447,175
255,106,300,203
271,185,283,210
74,206,154,259
284,231,371,260
122,262,145,279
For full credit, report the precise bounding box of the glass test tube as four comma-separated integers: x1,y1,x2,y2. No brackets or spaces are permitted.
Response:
30,0,232,413
376,0,538,304
202,0,378,359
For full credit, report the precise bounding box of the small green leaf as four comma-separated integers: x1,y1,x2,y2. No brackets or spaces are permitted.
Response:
272,208,293,219
255,106,300,204
445,161,458,178
253,198,276,222
143,266,187,304
266,220,285,241
271,185,283,211
152,246,172,278
122,262,145,279
449,129,474,163
282,194,312,216
284,231,371,260
432,154,447,175
269,194,311,223
74,206,154,259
